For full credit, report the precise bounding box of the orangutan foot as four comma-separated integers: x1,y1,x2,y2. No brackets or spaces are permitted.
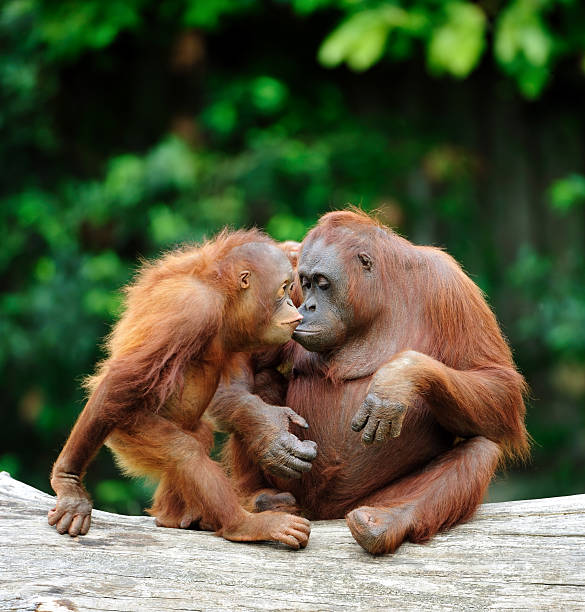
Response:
154,511,201,529
219,511,310,550
254,490,300,514
346,505,414,555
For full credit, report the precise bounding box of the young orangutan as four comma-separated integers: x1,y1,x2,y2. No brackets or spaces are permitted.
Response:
47,229,312,549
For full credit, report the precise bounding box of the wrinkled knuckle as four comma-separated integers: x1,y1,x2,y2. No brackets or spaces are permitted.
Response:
275,452,290,466
392,402,406,415
261,453,276,468
268,440,281,454
276,431,289,444
364,393,376,406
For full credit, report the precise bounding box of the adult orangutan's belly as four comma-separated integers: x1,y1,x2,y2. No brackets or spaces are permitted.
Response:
270,375,453,519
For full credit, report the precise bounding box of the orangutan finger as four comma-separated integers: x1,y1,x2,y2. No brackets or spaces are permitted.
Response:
351,403,371,432
286,408,309,429
362,417,379,445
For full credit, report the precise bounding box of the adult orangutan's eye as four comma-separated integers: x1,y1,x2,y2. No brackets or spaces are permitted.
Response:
301,276,311,289
316,275,330,290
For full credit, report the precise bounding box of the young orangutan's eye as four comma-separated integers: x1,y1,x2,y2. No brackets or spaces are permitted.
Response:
277,282,287,299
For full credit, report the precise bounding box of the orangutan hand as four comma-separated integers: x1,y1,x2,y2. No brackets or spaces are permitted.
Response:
48,474,93,536
351,351,426,444
248,404,317,479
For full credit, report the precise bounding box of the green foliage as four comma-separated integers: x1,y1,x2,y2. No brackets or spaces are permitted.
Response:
183,0,255,28
549,174,585,214
508,175,585,365
509,245,585,360
427,2,486,78
314,0,585,98
95,478,155,515
318,6,427,71
266,214,309,242
1,0,584,512
494,0,555,98
39,1,146,59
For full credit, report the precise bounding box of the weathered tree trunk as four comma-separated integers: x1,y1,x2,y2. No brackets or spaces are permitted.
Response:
1,471,584,611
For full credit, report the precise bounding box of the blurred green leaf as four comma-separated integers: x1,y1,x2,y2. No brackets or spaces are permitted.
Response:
266,213,309,242
318,6,426,72
95,479,133,504
81,252,123,282
104,155,146,208
250,76,288,114
290,0,336,16
148,205,191,246
508,245,551,287
39,1,144,59
145,137,199,192
197,191,245,227
549,174,585,214
427,2,486,78
202,99,238,136
83,287,123,317
183,0,256,29
34,257,56,283
494,0,555,97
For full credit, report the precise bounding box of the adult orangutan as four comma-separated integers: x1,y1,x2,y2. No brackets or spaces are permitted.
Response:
48,229,312,549
209,210,529,555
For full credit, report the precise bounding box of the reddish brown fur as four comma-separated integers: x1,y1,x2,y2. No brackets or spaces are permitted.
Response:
48,229,310,549
213,209,529,554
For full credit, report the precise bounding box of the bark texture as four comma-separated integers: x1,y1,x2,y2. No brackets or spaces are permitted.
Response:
1,472,584,611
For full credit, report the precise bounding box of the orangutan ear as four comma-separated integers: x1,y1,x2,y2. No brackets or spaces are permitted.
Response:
240,271,251,289
358,252,373,271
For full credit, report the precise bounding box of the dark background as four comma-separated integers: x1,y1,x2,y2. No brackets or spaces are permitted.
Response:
1,0,584,514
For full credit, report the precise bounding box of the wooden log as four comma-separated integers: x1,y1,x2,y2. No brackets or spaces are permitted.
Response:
0,471,584,611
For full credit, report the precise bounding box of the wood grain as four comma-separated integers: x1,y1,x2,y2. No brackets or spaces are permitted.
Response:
1,472,584,611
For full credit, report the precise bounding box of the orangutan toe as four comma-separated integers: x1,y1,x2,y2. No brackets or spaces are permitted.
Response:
346,505,413,555
153,510,202,530
179,514,202,530
254,491,299,514
155,515,179,529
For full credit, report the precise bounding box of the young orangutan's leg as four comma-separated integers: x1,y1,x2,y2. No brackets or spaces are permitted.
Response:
346,437,501,554
107,413,310,548
150,476,202,529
